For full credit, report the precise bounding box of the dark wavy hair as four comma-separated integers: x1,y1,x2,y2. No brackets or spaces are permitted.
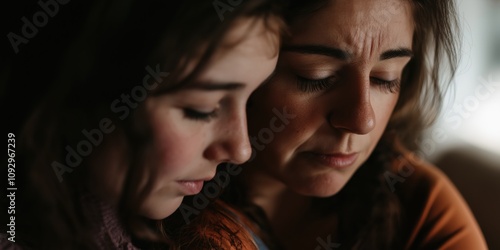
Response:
2,0,283,249
216,0,461,249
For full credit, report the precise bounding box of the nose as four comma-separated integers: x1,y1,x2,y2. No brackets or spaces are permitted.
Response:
203,110,252,165
328,75,376,134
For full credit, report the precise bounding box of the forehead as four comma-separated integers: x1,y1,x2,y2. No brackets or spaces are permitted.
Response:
220,17,280,58
288,0,414,59
201,18,279,80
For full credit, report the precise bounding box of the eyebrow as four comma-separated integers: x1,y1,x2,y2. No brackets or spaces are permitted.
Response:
380,48,413,60
282,45,413,61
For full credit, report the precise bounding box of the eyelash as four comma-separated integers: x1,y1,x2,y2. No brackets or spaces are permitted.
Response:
295,75,401,94
371,78,401,93
183,108,218,122
295,75,337,92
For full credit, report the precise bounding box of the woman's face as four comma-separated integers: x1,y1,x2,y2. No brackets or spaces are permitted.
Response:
246,0,414,197
90,18,279,219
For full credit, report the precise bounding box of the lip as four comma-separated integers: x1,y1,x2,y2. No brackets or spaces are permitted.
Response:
307,152,359,169
177,180,205,195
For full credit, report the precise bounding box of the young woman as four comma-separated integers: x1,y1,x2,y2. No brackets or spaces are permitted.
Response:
192,0,487,249
1,0,283,249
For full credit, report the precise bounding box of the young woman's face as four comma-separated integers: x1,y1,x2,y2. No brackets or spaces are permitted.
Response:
90,18,279,219
246,0,414,197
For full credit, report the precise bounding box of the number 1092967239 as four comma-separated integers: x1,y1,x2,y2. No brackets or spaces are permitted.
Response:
7,133,16,188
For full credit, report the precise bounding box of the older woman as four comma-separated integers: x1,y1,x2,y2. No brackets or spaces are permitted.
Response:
209,0,488,249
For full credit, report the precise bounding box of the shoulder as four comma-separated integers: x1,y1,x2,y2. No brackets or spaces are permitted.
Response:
388,146,488,249
388,150,452,199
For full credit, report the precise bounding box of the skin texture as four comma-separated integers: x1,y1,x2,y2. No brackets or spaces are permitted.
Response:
241,0,414,248
88,18,279,220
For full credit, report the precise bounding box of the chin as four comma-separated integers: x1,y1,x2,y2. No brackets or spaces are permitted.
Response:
140,196,184,220
294,185,345,198
290,174,349,198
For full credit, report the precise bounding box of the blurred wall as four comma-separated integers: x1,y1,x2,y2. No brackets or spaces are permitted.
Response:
424,1,500,249
424,0,500,160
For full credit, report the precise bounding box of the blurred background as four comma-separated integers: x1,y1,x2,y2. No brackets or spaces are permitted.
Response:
425,0,500,158
422,0,500,248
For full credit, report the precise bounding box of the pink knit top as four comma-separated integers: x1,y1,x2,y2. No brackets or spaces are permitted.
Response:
1,193,141,249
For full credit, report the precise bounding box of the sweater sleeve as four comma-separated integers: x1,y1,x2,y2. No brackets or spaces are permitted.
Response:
397,156,488,250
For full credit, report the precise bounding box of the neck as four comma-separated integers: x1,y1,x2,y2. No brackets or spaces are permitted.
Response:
240,164,339,250
241,163,314,226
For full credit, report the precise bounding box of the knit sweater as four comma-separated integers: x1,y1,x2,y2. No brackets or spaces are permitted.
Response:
81,193,140,250
0,193,140,249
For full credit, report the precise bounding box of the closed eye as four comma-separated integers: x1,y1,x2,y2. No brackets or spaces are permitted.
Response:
370,77,401,93
295,75,337,93
183,108,218,122
295,75,401,94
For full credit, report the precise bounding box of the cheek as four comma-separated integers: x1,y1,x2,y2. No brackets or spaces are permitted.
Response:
247,83,312,165
148,112,205,175
371,93,399,137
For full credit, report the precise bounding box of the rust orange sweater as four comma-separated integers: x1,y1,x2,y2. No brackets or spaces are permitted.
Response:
391,148,488,249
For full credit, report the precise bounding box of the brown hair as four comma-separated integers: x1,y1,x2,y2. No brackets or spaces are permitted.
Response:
4,0,284,249
391,0,460,150
218,0,461,249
